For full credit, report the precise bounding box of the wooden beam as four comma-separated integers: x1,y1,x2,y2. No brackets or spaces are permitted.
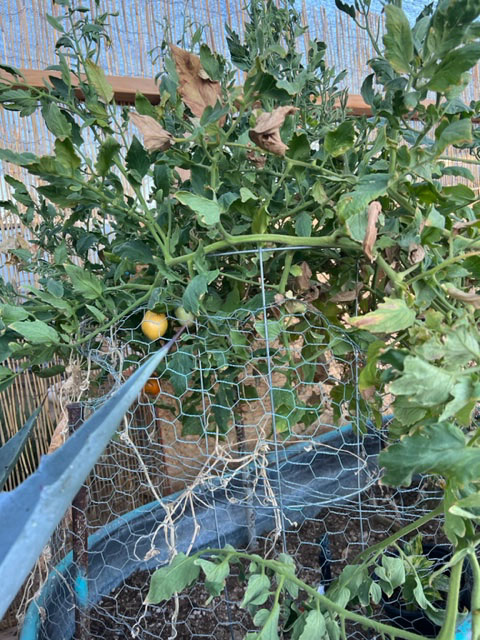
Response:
4,68,374,114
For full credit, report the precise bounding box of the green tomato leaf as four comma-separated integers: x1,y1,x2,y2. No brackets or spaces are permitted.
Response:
175,192,223,227
146,553,200,604
182,270,219,314
95,136,121,176
383,5,414,74
255,320,284,343
379,422,480,486
390,356,455,406
435,119,472,154
325,121,355,157
42,103,71,140
126,135,150,182
85,59,114,103
54,138,81,172
64,264,104,300
241,574,271,608
428,43,480,92
337,173,389,219
348,298,415,334
295,212,312,237
0,304,29,324
195,557,230,587
10,320,59,345
250,604,280,640
0,406,41,491
298,610,326,640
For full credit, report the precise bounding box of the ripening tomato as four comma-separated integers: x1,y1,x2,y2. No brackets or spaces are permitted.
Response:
143,377,161,396
141,311,168,340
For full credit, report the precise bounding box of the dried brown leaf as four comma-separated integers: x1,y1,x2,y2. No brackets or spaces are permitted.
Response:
247,150,266,168
295,261,312,291
249,106,298,156
408,243,425,265
170,45,224,123
362,200,382,262
360,386,376,402
444,284,480,309
452,219,480,234
330,283,363,303
129,112,173,151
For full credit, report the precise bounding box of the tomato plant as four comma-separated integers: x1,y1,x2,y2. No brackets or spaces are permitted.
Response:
1,0,480,636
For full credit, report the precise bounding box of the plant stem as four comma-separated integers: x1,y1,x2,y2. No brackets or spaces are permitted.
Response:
165,233,359,267
437,555,464,640
376,254,406,291
405,249,480,285
194,549,428,640
279,251,293,294
470,552,480,640
354,503,444,564
69,288,153,347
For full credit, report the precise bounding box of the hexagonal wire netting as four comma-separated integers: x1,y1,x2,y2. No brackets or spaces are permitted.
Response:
20,246,445,640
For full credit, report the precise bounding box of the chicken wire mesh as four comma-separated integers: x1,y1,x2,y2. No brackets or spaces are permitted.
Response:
17,247,447,640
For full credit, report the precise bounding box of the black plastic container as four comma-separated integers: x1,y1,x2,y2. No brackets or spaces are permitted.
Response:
381,543,472,637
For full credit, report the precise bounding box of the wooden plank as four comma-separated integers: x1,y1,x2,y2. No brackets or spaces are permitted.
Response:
5,68,478,121
4,68,376,113
1,69,161,104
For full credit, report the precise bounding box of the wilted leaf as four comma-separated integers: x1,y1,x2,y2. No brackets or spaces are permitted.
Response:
146,553,200,604
362,200,382,261
330,283,363,303
380,422,480,486
129,112,173,152
444,284,480,309
408,243,425,265
85,59,114,103
171,45,224,123
247,150,266,167
249,106,298,156
390,356,455,407
295,261,312,291
347,297,415,333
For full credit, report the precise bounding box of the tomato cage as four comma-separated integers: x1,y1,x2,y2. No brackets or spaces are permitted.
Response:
16,245,445,640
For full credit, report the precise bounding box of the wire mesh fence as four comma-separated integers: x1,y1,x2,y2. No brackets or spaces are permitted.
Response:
12,246,448,640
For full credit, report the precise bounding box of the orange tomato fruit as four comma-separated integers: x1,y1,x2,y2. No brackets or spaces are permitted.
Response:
143,377,161,396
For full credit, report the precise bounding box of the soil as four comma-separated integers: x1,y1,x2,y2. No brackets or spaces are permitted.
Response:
89,479,445,640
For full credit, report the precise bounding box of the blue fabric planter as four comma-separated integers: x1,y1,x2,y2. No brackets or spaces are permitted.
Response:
21,425,382,640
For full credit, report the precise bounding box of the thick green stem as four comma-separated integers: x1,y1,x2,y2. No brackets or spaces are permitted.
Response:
376,254,406,291
279,251,294,294
470,552,480,640
166,233,359,267
405,249,480,285
437,556,464,640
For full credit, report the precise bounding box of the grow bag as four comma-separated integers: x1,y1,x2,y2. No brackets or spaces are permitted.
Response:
21,425,381,640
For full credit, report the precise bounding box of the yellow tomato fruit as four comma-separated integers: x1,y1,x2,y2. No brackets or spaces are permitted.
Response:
143,377,161,396
141,311,168,340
